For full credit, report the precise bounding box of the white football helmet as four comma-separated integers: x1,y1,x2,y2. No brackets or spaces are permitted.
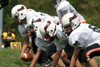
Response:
26,17,42,32
61,13,81,30
39,21,56,37
11,4,27,22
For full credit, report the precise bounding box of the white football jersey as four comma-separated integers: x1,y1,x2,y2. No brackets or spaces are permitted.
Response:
35,28,51,51
56,1,85,23
69,23,100,49
18,9,39,37
26,9,39,23
35,36,52,51
54,24,68,50
37,12,59,24
18,24,30,37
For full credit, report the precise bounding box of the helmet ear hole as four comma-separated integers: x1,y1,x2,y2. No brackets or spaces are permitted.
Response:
21,13,23,15
36,26,38,28
51,30,53,32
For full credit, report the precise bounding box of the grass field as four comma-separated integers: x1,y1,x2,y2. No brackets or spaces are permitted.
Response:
0,48,40,67
0,48,100,67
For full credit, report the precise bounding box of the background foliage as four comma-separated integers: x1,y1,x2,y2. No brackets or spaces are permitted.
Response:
3,0,100,42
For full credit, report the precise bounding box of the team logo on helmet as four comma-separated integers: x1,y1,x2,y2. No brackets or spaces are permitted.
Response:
44,21,51,32
17,6,25,12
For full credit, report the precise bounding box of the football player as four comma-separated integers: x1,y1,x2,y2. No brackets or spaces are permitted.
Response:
49,0,86,24
11,4,39,55
61,13,100,67
11,4,53,67
39,20,82,67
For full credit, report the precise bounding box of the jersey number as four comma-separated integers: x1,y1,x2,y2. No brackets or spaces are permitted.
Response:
89,25,100,33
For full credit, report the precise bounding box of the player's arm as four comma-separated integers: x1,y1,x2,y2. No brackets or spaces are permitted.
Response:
69,47,81,67
69,41,82,67
3,36,12,41
61,49,71,64
29,41,33,54
11,37,15,40
3,37,8,40
30,50,42,67
21,36,29,54
25,36,33,53
75,58,82,67
52,50,66,67
10,37,15,40
10,33,16,40
56,10,63,23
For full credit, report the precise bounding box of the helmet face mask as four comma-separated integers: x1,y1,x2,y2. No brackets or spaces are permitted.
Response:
43,34,54,42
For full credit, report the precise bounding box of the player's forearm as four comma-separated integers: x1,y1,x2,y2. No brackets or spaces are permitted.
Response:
11,38,15,40
25,47,31,53
57,57,66,67
75,59,82,67
30,50,41,67
25,42,32,53
21,43,27,54
52,54,61,67
3,37,8,40
30,56,38,67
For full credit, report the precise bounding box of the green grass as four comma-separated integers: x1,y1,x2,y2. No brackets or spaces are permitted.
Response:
0,48,100,67
0,48,40,67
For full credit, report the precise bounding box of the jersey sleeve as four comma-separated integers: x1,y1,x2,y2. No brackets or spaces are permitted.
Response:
2,32,7,37
18,25,28,37
54,38,67,50
35,36,48,51
11,33,15,38
69,33,83,48
74,41,83,51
